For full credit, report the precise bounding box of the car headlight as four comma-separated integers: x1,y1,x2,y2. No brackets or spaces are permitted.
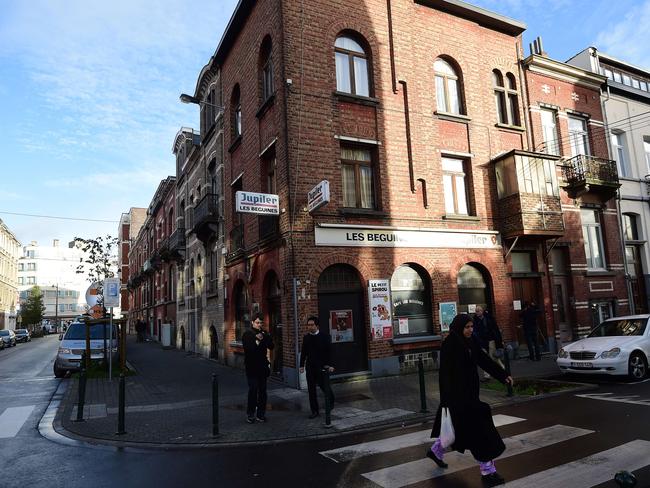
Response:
600,347,621,358
558,348,568,359
58,348,72,354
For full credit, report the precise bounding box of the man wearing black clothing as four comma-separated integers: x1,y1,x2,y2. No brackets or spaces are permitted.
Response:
521,301,541,361
299,316,335,419
242,313,274,423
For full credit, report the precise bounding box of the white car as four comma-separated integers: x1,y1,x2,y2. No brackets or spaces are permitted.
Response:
557,314,650,380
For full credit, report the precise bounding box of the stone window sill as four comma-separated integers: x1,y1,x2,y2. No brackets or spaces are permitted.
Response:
333,91,380,107
392,335,441,345
434,111,471,123
442,214,480,222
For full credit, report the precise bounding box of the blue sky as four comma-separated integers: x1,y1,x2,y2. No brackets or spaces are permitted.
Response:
1,0,649,248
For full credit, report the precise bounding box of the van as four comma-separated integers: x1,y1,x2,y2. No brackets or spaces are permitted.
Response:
54,320,119,377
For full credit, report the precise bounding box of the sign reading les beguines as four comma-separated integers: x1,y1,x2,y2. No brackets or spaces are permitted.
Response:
236,191,280,215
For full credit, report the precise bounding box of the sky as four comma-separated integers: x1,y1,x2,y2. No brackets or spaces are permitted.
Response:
1,0,649,249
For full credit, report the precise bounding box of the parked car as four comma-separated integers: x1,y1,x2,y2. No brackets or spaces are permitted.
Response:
0,337,4,350
14,329,31,343
41,322,58,334
53,320,119,378
0,329,17,347
557,314,650,380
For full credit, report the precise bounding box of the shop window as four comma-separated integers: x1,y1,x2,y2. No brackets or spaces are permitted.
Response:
457,264,491,314
390,264,432,336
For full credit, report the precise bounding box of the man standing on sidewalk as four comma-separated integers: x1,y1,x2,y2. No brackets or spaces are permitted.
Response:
242,312,274,423
299,316,335,419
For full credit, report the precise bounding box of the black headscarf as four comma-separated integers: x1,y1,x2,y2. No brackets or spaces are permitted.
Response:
449,313,474,347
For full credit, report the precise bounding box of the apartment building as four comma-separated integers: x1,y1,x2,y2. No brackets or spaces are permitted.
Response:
0,219,21,330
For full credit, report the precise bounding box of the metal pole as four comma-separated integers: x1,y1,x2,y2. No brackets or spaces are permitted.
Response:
55,283,58,333
504,348,514,397
116,373,126,435
109,308,113,381
75,354,87,422
212,373,219,436
418,357,429,413
292,278,301,389
323,368,333,428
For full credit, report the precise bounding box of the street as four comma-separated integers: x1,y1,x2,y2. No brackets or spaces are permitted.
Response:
0,338,648,487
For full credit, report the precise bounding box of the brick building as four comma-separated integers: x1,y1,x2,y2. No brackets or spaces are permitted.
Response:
118,207,146,328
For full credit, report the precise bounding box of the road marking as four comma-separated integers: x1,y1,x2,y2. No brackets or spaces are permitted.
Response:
576,392,650,406
505,440,650,487
0,405,35,438
361,425,593,488
320,414,525,463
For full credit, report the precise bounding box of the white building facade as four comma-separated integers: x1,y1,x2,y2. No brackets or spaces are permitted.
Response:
0,219,21,330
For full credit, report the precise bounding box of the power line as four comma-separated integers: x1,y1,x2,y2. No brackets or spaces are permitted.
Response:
0,211,118,223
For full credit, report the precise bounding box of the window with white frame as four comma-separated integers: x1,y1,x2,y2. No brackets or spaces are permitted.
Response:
581,209,606,270
335,35,370,97
341,146,376,209
568,116,590,157
611,131,631,177
493,71,520,126
442,157,470,215
434,59,462,115
540,109,559,155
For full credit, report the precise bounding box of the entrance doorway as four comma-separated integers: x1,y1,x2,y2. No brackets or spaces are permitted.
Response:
179,326,185,350
511,277,545,349
551,248,574,343
209,325,218,359
264,272,283,376
626,245,648,314
318,264,368,374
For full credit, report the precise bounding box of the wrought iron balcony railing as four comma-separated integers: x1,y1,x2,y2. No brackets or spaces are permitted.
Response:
561,154,619,187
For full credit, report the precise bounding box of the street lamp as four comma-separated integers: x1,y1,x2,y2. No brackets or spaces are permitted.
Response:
179,93,225,113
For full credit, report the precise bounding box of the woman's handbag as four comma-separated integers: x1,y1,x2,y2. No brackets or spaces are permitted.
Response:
439,407,455,448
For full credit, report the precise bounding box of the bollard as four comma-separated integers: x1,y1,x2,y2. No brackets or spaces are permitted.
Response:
323,368,333,428
418,357,429,413
614,470,637,487
212,373,219,436
503,347,514,397
75,355,87,422
116,373,126,435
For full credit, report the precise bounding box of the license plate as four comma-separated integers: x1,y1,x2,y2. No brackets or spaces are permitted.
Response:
571,362,593,368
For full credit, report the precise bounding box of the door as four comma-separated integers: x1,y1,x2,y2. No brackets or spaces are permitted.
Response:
318,264,368,374
626,245,648,314
511,278,545,349
268,297,282,375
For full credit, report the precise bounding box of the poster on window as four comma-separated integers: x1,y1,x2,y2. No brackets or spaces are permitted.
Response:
330,309,354,343
398,317,409,335
368,279,393,340
439,302,457,333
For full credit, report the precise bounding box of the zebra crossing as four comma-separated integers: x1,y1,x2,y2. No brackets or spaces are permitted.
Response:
0,405,35,439
318,414,649,487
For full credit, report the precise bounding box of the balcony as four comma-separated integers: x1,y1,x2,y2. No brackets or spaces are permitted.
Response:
168,227,186,261
192,193,220,244
157,236,170,261
561,154,620,202
494,150,564,239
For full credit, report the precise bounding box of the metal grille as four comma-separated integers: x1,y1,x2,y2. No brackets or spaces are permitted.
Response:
569,351,596,360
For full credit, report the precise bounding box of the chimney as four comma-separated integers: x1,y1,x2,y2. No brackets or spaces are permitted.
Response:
53,239,59,247
530,36,548,57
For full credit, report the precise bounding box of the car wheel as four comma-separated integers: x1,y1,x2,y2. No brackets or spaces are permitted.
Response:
53,365,66,378
628,352,648,380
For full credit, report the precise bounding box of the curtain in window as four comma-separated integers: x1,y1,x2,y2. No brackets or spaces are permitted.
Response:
353,57,369,96
359,165,374,208
341,164,356,207
336,52,351,93
435,75,447,112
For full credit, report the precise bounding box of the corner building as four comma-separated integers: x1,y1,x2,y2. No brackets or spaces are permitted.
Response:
189,0,617,386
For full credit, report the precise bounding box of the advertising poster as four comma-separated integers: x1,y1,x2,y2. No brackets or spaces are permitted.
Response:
439,301,457,333
368,279,393,341
330,310,354,343
398,317,409,335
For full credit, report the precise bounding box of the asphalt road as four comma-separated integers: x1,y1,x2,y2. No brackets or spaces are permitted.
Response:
2,340,650,488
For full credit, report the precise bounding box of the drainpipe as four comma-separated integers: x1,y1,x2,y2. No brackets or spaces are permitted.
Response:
398,80,416,193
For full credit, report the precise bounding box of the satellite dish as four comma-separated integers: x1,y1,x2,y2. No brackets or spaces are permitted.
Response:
85,281,102,307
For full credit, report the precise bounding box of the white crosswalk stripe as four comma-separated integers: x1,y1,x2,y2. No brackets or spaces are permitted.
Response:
319,414,525,463
0,405,35,438
576,392,650,406
505,440,650,488
361,425,594,488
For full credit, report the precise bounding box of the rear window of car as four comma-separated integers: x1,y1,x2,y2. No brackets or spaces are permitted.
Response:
64,323,118,340
0,330,9,336
589,319,647,337
16,329,27,333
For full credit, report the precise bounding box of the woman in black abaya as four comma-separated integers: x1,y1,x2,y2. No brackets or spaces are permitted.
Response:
427,313,514,487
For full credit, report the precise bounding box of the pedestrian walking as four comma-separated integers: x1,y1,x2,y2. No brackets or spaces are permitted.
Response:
299,316,335,419
427,313,514,487
242,312,274,424
521,301,541,361
473,306,504,379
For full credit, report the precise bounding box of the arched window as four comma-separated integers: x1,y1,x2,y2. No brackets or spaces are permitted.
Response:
390,264,432,336
492,70,507,123
434,58,462,114
231,84,242,139
457,264,492,314
259,37,274,102
335,34,370,97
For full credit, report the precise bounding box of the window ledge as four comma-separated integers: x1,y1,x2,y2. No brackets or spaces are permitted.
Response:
434,111,471,123
495,123,525,132
338,208,387,217
393,335,442,345
442,214,480,222
508,272,545,278
333,91,380,106
585,270,617,276
228,135,242,153
255,94,275,118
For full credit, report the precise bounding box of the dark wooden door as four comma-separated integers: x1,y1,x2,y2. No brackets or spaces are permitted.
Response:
511,278,545,346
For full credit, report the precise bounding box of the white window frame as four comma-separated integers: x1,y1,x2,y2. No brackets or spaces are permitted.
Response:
568,116,590,157
611,131,631,177
441,157,470,215
540,109,559,155
581,209,607,271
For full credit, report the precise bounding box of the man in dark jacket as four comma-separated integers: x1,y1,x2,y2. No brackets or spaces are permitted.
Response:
299,316,335,418
521,301,541,361
242,312,274,423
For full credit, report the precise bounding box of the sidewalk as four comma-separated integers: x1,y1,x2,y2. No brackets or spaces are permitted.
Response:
55,336,573,446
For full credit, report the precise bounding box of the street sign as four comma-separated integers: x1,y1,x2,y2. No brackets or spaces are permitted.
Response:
103,278,120,308
308,180,330,213
235,191,279,215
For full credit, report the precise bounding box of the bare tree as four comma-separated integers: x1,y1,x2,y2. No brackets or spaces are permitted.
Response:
74,235,119,310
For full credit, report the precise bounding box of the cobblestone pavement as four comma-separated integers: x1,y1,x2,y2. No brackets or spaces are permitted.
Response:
56,337,576,446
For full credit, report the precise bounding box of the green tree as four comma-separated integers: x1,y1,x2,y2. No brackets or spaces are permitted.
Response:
22,286,46,327
74,235,119,309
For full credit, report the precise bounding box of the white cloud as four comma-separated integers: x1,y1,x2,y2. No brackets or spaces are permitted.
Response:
596,0,650,70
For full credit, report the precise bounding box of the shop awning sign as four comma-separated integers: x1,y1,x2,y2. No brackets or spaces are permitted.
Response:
307,180,330,213
236,191,279,215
